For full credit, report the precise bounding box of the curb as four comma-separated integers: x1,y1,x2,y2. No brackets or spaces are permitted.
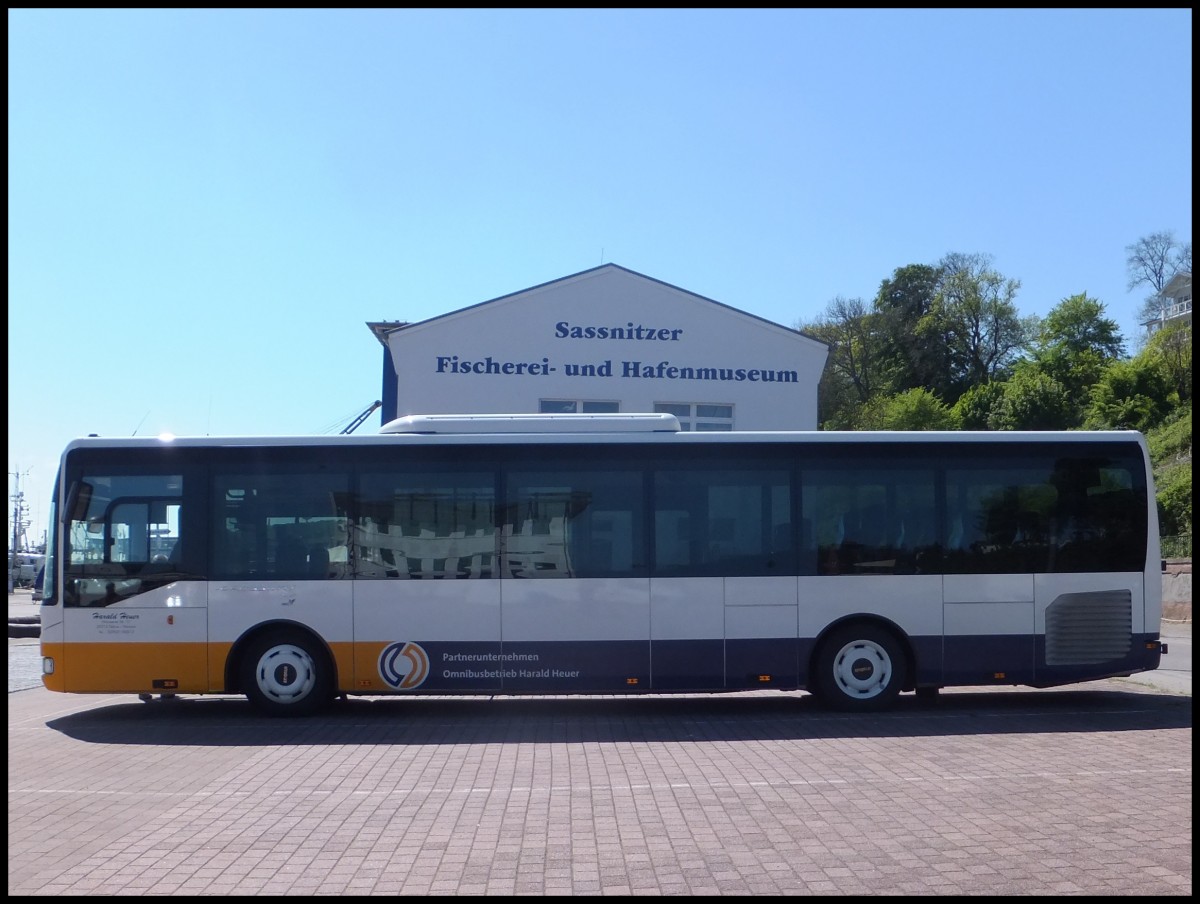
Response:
9,621,40,638
9,610,40,638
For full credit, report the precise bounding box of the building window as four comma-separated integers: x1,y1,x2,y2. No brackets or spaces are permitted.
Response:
540,400,621,414
655,403,733,431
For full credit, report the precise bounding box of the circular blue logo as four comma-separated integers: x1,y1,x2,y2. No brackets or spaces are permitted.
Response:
378,641,430,689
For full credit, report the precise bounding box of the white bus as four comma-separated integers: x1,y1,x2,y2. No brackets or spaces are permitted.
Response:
10,551,45,587
38,413,1165,715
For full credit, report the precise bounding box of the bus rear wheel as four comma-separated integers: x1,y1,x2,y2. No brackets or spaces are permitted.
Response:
813,624,904,712
240,630,332,717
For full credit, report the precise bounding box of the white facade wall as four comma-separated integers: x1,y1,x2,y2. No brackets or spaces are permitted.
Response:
377,265,829,430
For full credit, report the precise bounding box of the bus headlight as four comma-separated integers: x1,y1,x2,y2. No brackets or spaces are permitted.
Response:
42,657,55,675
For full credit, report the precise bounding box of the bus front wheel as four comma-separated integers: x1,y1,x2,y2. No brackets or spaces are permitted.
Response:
813,624,905,712
240,630,333,717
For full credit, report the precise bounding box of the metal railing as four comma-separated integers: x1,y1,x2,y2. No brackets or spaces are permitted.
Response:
1161,534,1192,560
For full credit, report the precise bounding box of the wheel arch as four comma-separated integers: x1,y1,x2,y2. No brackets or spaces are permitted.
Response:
225,620,339,695
807,614,918,694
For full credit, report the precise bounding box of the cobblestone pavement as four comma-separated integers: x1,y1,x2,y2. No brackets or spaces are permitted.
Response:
8,679,1191,895
10,588,1191,896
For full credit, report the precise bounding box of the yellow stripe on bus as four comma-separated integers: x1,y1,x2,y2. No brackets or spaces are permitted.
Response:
46,640,371,696
352,642,393,691
48,641,211,694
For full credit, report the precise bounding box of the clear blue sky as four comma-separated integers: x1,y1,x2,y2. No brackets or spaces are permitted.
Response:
8,8,1193,549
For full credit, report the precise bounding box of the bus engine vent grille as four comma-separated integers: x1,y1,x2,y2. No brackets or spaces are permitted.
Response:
1044,590,1132,666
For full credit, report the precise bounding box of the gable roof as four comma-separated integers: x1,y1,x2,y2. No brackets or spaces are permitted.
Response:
368,263,828,351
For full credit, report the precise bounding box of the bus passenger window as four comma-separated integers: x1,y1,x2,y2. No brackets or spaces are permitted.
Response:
508,465,644,579
652,466,789,577
356,470,496,580
211,471,350,581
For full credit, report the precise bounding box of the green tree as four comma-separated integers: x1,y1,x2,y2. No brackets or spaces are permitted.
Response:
814,367,865,430
1147,410,1192,540
933,252,1028,401
1027,292,1125,424
1083,358,1173,432
952,381,1007,429
800,296,884,428
1141,321,1192,404
857,388,958,430
988,367,1073,430
873,264,947,397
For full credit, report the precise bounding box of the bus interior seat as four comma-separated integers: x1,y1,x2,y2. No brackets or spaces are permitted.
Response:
799,517,813,551
307,544,330,578
771,522,792,552
765,523,795,571
946,515,964,550
276,536,308,575
1014,510,1043,544
857,505,889,548
904,507,935,549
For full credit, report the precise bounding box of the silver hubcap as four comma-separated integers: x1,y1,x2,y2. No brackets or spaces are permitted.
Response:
255,643,316,704
831,639,892,700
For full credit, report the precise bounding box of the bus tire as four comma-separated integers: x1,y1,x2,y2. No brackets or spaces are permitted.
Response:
240,630,333,717
813,623,905,712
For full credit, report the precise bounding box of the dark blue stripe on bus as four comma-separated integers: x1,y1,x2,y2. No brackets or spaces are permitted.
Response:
650,639,724,690
388,633,1162,695
725,637,799,689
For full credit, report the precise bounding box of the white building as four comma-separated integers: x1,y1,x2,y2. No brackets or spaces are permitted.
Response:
1142,269,1192,337
367,264,829,431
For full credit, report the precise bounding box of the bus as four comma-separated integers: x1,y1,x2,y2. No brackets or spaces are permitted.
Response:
38,413,1164,716
10,551,45,588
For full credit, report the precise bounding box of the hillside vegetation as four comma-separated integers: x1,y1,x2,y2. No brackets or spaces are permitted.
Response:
1147,410,1192,556
800,250,1191,557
